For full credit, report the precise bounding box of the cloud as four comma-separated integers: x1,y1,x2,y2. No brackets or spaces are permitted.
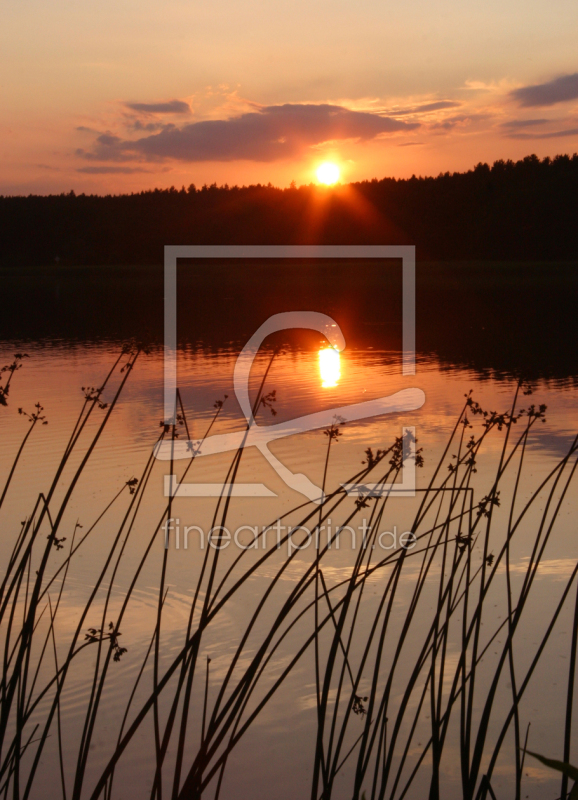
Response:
77,166,155,174
510,73,578,107
429,113,489,131
393,100,461,116
124,99,191,114
505,127,578,140
78,103,420,163
500,118,549,129
128,120,176,133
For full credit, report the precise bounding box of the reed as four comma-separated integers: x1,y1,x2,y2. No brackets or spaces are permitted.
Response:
1,351,577,800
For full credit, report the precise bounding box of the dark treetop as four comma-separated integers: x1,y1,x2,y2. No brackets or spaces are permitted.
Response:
1,154,578,265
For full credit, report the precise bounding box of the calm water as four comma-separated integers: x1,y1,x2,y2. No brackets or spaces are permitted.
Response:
1,262,577,799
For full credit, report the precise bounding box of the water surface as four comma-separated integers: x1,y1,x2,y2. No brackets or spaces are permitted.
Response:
1,262,577,799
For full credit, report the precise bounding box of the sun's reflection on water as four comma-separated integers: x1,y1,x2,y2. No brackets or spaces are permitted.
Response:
319,346,341,388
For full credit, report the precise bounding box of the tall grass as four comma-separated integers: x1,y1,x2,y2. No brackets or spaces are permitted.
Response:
1,350,577,800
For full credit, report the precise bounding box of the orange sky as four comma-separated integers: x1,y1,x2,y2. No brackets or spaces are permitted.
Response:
1,0,578,194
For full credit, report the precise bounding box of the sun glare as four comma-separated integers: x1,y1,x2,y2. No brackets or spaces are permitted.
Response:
319,346,341,388
316,162,340,185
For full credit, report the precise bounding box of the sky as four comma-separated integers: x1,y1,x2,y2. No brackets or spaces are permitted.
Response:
1,0,578,194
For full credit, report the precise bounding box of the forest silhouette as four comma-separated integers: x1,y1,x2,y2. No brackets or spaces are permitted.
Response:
1,153,577,265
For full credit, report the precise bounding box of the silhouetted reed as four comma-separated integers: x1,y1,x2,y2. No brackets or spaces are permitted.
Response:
1,352,577,800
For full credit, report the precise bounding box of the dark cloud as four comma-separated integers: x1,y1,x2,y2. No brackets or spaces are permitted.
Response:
124,99,191,114
128,120,176,133
394,100,461,116
431,120,456,131
501,118,549,129
77,166,154,174
505,127,578,140
79,103,420,163
510,73,578,107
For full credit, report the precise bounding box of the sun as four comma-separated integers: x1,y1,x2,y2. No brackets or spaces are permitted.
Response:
316,162,340,186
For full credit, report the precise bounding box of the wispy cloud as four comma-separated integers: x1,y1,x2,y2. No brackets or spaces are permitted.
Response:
78,103,419,163
500,118,549,129
77,165,156,174
393,100,461,116
510,73,578,107
429,113,490,131
506,127,578,140
124,99,191,115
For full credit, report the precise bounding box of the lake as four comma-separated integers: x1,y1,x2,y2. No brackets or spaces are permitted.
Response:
1,261,577,800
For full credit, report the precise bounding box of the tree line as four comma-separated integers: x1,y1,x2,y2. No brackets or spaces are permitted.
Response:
1,153,577,264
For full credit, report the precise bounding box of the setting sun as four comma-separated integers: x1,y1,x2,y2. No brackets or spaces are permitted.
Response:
316,162,340,185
